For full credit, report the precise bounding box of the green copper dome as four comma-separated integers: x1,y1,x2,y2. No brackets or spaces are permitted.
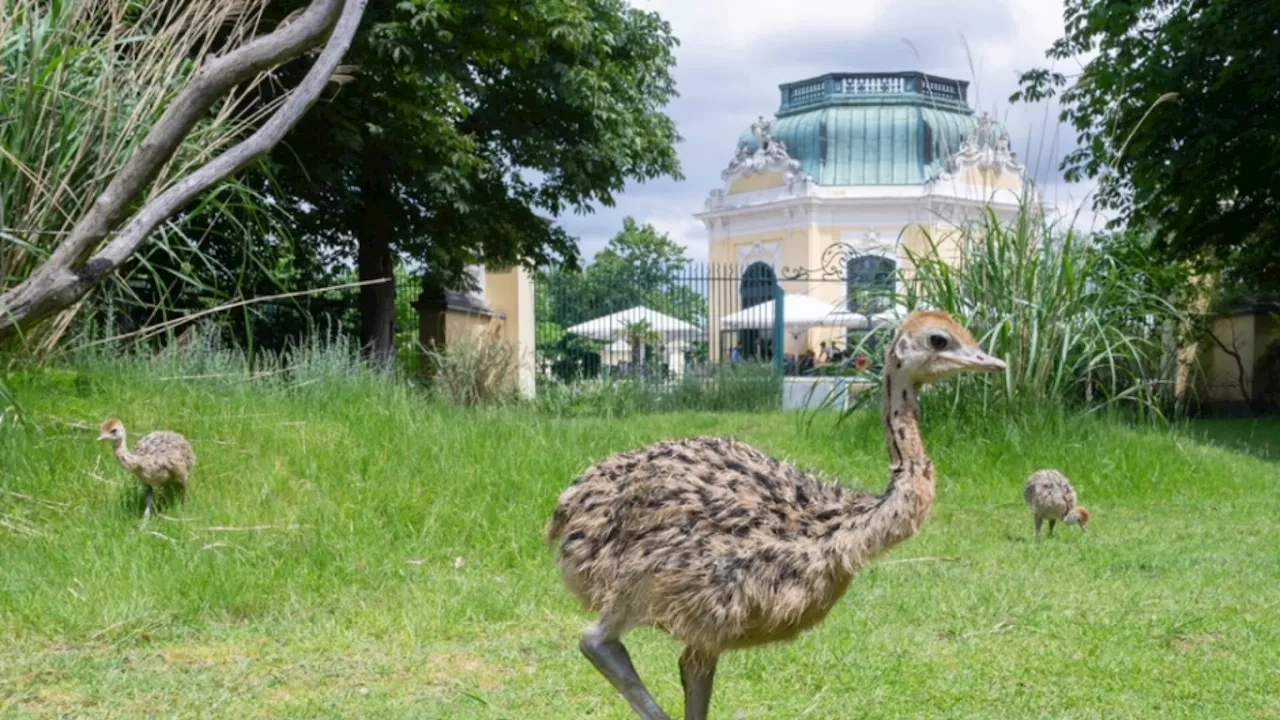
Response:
737,72,1003,186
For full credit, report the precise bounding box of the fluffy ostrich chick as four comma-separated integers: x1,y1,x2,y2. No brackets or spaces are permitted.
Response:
1023,468,1089,543
98,417,196,520
545,310,1007,720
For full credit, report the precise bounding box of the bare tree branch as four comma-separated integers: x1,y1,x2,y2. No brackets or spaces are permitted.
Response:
1198,315,1258,413
0,0,368,342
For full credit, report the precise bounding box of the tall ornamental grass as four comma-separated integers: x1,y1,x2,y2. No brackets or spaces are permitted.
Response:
899,202,1181,421
0,0,281,354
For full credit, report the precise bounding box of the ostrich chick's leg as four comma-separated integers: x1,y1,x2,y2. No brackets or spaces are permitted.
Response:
1034,516,1043,544
1048,519,1057,538
679,647,718,720
580,622,671,720
143,486,155,521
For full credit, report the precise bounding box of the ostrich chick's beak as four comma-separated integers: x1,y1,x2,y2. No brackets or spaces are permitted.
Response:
941,346,1007,373
97,432,112,441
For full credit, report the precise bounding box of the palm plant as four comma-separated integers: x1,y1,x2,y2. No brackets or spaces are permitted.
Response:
622,319,662,368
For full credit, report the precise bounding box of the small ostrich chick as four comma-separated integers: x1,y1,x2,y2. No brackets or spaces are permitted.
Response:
98,417,196,520
1023,469,1089,543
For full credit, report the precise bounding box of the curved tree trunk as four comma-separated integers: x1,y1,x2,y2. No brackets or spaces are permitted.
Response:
0,0,368,344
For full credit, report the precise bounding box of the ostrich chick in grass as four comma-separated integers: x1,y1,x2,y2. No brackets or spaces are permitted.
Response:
98,417,195,520
545,310,1006,720
1023,469,1089,543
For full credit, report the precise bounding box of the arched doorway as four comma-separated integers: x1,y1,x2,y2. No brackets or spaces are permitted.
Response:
846,255,896,369
739,261,776,361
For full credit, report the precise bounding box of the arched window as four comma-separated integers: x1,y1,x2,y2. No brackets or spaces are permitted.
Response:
846,255,895,314
846,255,896,368
738,262,776,361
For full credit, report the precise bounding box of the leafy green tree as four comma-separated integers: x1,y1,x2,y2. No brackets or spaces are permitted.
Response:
545,217,705,329
1014,0,1280,293
261,0,683,365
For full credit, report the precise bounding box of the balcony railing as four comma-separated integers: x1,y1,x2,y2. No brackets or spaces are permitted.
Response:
779,72,969,112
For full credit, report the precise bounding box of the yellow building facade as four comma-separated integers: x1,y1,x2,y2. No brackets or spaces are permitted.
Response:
694,72,1029,361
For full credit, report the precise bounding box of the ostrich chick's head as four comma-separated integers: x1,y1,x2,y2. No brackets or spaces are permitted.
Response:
1064,506,1090,532
98,417,125,443
892,310,1007,386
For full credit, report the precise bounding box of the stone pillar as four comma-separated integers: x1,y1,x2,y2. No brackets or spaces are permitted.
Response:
485,266,536,398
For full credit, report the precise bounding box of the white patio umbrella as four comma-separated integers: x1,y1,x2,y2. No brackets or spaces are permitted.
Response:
566,306,704,342
720,293,869,338
603,338,693,352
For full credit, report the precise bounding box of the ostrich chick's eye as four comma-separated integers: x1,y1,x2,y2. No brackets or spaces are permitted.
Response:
928,333,949,351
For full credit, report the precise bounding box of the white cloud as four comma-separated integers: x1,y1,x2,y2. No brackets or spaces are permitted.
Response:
554,0,1093,263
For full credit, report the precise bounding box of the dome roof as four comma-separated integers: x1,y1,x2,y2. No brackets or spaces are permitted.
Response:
736,72,1008,186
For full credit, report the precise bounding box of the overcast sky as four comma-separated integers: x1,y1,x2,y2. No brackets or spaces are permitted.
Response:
554,0,1099,264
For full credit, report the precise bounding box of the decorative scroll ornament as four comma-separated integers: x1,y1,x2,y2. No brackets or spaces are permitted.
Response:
782,241,872,281
720,115,808,182
940,112,1025,178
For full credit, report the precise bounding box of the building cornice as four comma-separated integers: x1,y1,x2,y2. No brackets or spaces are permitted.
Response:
695,185,1026,224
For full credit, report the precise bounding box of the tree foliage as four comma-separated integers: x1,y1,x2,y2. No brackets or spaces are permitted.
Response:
260,0,684,360
542,217,705,330
1014,0,1280,293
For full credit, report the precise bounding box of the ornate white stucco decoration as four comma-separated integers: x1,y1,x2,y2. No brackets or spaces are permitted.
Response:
786,173,817,196
736,240,782,268
839,229,898,259
940,113,1025,178
720,116,809,183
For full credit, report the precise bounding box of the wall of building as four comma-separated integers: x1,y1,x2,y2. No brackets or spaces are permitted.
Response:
704,208,974,360
1197,312,1280,409
484,266,536,398
946,166,1025,197
727,171,786,194
419,307,504,362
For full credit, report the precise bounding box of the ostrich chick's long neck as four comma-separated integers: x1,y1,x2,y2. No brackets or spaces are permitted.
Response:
833,350,935,570
113,436,142,473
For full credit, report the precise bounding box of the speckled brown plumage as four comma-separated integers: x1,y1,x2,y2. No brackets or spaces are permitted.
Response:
1023,468,1089,542
547,435,885,652
99,417,195,519
545,310,1007,720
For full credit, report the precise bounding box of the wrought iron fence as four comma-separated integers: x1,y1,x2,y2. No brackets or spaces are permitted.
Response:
533,261,889,409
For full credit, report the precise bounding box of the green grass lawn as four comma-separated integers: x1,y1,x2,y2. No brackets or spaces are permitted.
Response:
2,368,1278,719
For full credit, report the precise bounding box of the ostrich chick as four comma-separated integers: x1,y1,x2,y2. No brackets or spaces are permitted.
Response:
545,310,1006,720
1023,469,1089,543
98,417,196,520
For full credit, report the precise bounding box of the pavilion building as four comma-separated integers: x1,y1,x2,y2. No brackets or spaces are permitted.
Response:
694,71,1029,361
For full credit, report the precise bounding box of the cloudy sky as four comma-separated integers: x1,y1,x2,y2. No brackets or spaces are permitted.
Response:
555,0,1100,264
